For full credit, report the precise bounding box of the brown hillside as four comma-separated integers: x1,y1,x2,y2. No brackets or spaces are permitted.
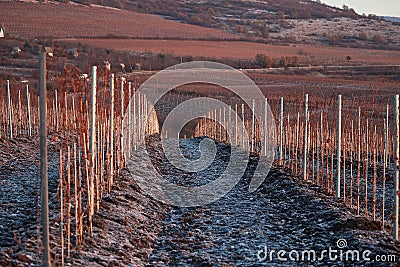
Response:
0,1,239,39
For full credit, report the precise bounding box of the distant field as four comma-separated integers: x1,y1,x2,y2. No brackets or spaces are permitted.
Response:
0,1,237,39
69,38,400,65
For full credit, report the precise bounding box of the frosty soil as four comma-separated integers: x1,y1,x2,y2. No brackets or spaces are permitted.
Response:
0,137,399,266
0,137,59,265
148,138,400,266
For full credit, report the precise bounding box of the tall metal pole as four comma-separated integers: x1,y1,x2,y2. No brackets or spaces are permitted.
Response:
383,104,389,229
357,107,361,214
241,103,245,149
6,80,12,139
39,48,51,267
303,94,309,180
109,74,115,191
336,94,342,198
120,77,125,163
55,90,59,132
279,97,284,164
224,107,227,142
219,108,222,142
235,104,238,146
251,99,255,152
137,92,141,143
127,82,131,158
214,109,217,141
89,66,96,218
133,90,136,151
394,95,399,240
24,81,32,136
228,105,232,145
263,98,268,157
18,89,21,136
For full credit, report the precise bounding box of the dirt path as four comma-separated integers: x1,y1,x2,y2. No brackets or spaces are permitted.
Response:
148,138,400,266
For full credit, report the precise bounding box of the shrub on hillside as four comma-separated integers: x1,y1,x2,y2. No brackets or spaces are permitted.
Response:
255,54,273,68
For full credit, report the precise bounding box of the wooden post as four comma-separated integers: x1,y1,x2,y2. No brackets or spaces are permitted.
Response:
394,95,399,240
39,48,51,267
303,94,309,180
336,94,342,198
